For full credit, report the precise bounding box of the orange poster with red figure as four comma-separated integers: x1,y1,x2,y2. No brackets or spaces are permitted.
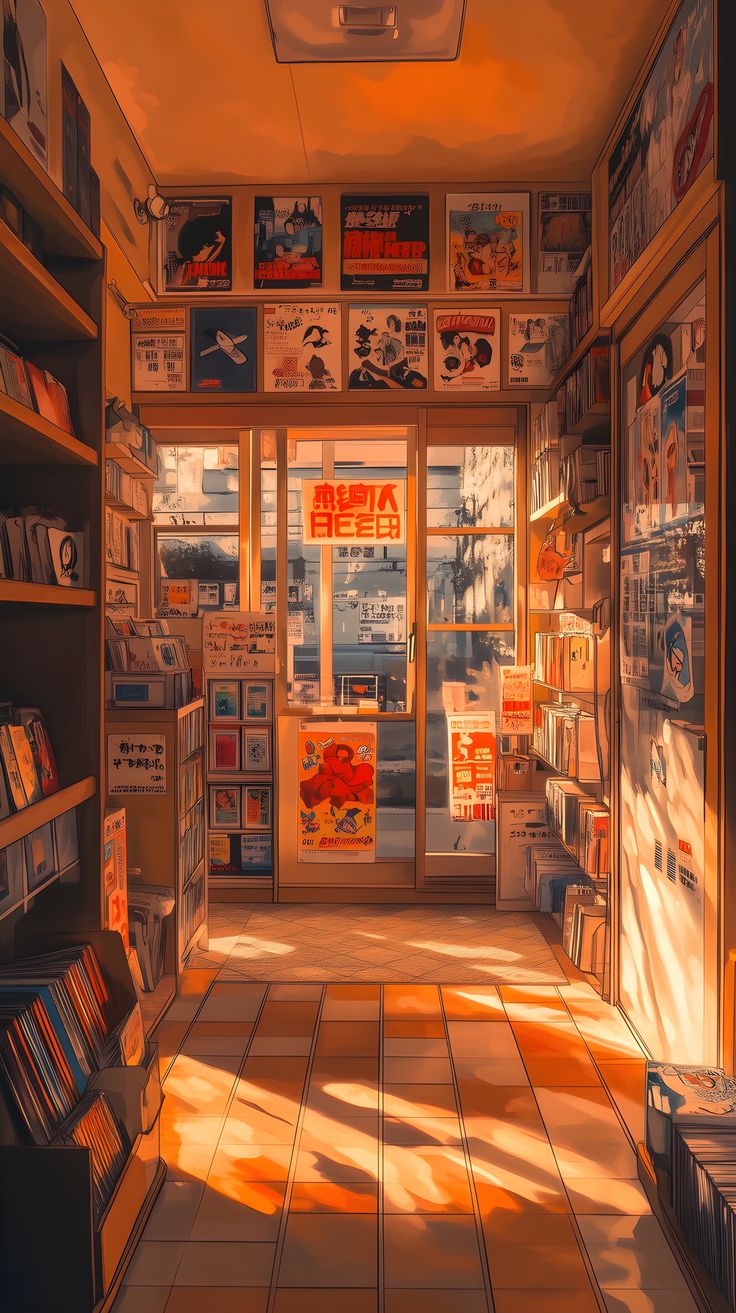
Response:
298,722,377,861
447,713,497,822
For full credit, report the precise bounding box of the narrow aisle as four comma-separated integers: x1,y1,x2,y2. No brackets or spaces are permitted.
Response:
114,972,697,1313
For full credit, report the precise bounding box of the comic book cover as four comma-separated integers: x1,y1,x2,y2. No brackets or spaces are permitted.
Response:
190,307,257,392
347,305,427,390
507,314,569,387
298,723,376,861
446,193,529,293
660,371,689,523
433,310,500,392
160,198,232,291
1,0,47,165
341,194,429,291
537,192,591,294
263,303,341,392
254,195,323,289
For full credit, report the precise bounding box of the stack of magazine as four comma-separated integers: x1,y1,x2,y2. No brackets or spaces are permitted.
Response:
0,702,59,818
0,506,87,588
60,1089,130,1221
0,337,75,435
128,885,175,990
105,617,194,709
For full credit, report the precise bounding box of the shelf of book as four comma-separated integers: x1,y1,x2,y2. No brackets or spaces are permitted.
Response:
0,579,97,607
0,774,96,849
0,222,98,341
0,116,102,262
566,401,611,439
0,390,98,466
105,441,156,481
529,491,565,523
105,490,150,521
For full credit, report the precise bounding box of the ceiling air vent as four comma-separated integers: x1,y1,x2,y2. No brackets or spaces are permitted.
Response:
265,0,467,63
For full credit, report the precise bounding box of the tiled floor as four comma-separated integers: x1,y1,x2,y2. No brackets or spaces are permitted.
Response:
188,903,569,985
114,923,699,1313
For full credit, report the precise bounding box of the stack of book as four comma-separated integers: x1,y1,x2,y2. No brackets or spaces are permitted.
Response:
672,1124,736,1304
558,344,610,431
533,702,599,781
105,508,140,572
564,897,608,972
560,443,610,505
646,1062,736,1180
530,399,561,514
105,618,194,709
0,703,59,817
0,507,87,588
534,630,595,691
105,398,156,474
0,339,75,434
60,1090,130,1221
569,249,593,349
128,885,175,991
105,461,150,518
545,779,609,878
181,867,205,950
180,798,205,883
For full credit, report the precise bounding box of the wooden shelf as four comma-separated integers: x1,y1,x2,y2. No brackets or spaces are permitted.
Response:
105,491,150,521
0,222,97,341
0,116,102,261
0,776,96,849
566,402,611,438
555,495,610,534
533,678,599,700
0,580,96,607
530,492,564,523
0,391,97,465
105,442,156,481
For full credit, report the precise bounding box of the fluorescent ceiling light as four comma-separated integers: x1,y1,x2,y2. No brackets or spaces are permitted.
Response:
265,0,467,63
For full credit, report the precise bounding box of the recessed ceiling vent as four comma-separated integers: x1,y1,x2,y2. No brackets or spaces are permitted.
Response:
265,0,467,63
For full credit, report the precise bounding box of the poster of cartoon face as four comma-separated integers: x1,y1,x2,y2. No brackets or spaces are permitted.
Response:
160,198,233,291
633,392,662,538
263,303,341,391
446,193,530,293
348,306,427,391
507,314,569,387
254,195,323,289
433,310,500,392
298,724,376,860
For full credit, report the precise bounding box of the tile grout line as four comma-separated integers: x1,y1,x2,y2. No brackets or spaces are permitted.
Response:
438,987,496,1313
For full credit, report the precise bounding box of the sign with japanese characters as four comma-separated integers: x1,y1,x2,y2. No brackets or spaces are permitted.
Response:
446,712,496,822
358,598,406,645
298,722,377,861
500,665,533,735
107,735,167,795
302,479,405,546
203,611,276,673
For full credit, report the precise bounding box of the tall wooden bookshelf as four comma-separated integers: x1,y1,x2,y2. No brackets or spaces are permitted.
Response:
0,114,106,946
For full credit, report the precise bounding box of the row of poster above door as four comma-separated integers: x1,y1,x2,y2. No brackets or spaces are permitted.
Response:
156,192,591,297
131,302,570,394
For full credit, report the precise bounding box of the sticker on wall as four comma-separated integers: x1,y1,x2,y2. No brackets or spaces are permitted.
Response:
341,194,429,291
537,192,592,294
298,723,376,861
446,713,497,822
507,313,569,388
160,197,233,291
190,307,257,392
1,0,47,165
347,305,427,390
131,305,186,391
432,310,500,392
263,303,341,391
446,193,529,293
254,195,323,289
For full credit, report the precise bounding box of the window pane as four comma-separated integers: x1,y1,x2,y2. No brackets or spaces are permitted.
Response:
261,433,277,611
427,445,514,528
425,630,514,854
427,535,513,624
153,444,239,524
287,442,322,704
157,533,239,612
377,721,415,860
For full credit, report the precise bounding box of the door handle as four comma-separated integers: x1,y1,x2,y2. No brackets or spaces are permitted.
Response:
408,622,416,664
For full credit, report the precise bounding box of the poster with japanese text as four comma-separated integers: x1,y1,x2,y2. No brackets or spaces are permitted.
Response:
254,195,323,289
132,305,186,392
507,313,569,387
500,666,533,735
348,305,427,390
263,303,341,392
341,194,429,291
446,193,529,293
302,479,405,546
537,192,592,294
433,310,500,391
298,723,377,861
203,612,276,673
447,713,497,822
107,735,167,795
160,198,232,291
358,599,406,646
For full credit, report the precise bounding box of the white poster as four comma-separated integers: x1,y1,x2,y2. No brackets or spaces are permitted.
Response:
108,735,167,795
132,305,186,392
347,305,427,390
263,302,341,392
496,795,552,909
358,598,406,645
204,611,276,673
507,313,570,387
433,310,500,392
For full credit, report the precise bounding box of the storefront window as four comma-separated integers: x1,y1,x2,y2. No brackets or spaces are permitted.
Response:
154,443,240,614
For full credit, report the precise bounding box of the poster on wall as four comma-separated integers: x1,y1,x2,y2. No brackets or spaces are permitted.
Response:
132,306,186,392
446,193,529,293
190,307,257,392
608,0,713,292
254,195,323,289
347,305,427,390
302,478,405,546
341,194,429,291
203,612,276,673
298,722,377,861
507,313,569,388
160,197,233,291
447,712,497,822
660,372,689,523
107,735,166,795
263,303,341,392
358,598,406,645
1,0,47,166
432,310,500,392
537,192,592,294
500,665,533,735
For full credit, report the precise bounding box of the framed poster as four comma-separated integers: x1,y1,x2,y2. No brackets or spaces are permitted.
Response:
190,307,257,392
203,612,276,674
209,784,240,829
263,303,341,392
341,194,429,291
432,310,500,391
254,195,322,289
131,305,186,392
608,0,713,293
446,193,529,293
537,192,592,294
209,727,240,772
244,784,272,830
507,313,569,388
347,305,427,390
243,680,273,722
240,833,273,873
209,679,240,720
160,197,232,291
298,723,376,861
243,729,271,772
105,575,139,616
1,0,47,166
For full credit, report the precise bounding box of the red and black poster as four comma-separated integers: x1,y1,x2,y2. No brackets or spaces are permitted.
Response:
160,197,233,292
341,194,429,292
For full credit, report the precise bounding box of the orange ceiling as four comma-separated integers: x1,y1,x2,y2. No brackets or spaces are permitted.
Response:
71,0,668,184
